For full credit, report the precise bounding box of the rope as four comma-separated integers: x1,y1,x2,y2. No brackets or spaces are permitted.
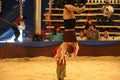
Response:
0,17,16,26
0,17,31,34
48,0,52,32
19,0,23,18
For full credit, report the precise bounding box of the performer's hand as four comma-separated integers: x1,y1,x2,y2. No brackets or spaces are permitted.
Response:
83,5,86,11
78,5,86,13
82,5,86,10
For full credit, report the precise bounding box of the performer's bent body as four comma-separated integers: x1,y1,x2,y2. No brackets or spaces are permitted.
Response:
54,1,86,80
62,2,85,57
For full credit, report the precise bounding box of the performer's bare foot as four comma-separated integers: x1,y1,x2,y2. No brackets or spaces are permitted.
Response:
14,38,19,42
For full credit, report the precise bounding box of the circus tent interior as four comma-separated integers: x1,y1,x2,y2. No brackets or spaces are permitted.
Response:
0,0,120,57
0,1,120,80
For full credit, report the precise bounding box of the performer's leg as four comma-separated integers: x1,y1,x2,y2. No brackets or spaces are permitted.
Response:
57,65,66,80
75,42,79,56
57,65,62,80
11,26,20,41
61,65,66,79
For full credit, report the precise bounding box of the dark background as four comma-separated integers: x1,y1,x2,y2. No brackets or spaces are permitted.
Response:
0,0,49,39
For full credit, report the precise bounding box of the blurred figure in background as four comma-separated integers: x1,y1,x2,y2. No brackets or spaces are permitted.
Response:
100,31,112,40
97,0,114,25
85,24,100,40
49,26,63,41
84,18,94,31
83,18,95,36
77,30,87,40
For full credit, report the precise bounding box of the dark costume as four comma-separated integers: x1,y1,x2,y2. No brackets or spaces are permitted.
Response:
63,19,77,42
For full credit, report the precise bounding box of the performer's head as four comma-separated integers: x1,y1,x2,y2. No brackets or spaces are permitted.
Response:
52,26,60,35
89,24,96,31
67,45,74,54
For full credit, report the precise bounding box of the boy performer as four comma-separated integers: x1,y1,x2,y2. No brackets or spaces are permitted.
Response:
54,42,76,80
54,0,86,80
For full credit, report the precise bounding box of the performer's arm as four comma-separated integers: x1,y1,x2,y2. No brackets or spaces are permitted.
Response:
108,8,114,18
64,5,85,13
101,5,106,13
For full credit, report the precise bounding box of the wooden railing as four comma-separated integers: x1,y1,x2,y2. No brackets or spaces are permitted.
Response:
44,13,120,17
45,8,120,11
87,0,120,3
43,19,120,23
46,25,120,29
45,31,120,36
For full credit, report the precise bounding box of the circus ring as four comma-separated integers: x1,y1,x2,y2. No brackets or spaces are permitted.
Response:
0,41,120,58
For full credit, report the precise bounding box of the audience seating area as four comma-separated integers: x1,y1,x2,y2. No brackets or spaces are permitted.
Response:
43,0,120,39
